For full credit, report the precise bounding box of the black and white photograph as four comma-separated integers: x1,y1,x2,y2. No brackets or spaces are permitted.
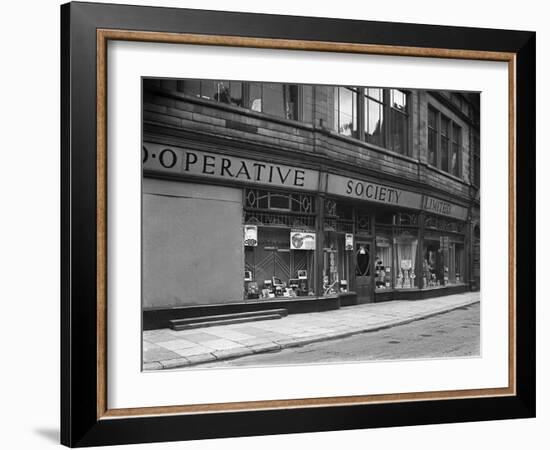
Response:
141,78,481,371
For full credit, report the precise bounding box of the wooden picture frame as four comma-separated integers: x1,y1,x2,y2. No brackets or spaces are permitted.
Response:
61,1,535,447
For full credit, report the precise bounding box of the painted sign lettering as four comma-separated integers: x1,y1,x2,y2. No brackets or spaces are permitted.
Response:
423,195,468,220
326,174,423,209
143,142,319,191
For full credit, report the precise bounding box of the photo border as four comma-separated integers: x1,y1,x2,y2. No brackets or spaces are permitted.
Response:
61,2,535,447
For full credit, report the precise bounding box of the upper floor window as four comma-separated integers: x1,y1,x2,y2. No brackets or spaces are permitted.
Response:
334,87,358,137
389,89,409,154
364,88,385,147
361,88,409,155
249,83,299,120
473,133,480,186
428,105,462,177
179,79,243,107
428,107,438,166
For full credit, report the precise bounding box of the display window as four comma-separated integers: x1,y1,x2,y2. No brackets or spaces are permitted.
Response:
322,232,351,295
244,227,315,300
375,235,393,290
422,237,465,288
394,233,418,289
423,239,444,287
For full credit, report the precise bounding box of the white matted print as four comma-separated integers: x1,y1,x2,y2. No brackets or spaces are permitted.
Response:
108,40,508,409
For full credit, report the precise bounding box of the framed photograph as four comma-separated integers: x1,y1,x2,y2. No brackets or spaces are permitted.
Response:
61,1,535,447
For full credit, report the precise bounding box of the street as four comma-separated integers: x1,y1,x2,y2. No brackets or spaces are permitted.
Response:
200,302,480,367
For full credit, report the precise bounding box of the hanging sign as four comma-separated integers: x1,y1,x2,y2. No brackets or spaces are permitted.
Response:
345,233,354,250
243,225,258,247
290,231,316,250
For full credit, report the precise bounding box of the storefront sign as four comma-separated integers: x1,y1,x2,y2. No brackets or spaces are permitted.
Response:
326,174,423,209
290,231,316,250
423,195,468,220
345,233,354,250
143,142,320,191
243,225,258,247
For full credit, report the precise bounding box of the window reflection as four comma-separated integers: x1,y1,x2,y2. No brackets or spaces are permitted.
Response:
365,89,384,147
334,87,358,137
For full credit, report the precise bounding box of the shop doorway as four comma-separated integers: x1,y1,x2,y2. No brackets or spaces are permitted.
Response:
355,241,373,303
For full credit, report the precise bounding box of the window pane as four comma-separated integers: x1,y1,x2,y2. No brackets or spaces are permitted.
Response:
302,85,314,123
214,81,231,104
269,193,290,210
200,80,218,100
284,85,299,120
160,79,177,90
263,83,285,118
428,129,437,166
451,143,459,176
428,108,438,166
249,83,262,111
367,88,383,101
440,116,450,171
394,235,417,289
365,98,384,147
339,88,357,136
428,107,437,128
391,89,407,112
390,110,408,154
229,82,243,106
375,237,392,289
451,123,461,176
181,79,201,97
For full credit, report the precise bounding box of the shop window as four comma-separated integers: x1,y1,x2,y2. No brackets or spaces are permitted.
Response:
422,236,463,288
333,87,358,137
394,234,418,289
448,243,465,284
323,232,351,295
375,236,393,289
244,227,315,300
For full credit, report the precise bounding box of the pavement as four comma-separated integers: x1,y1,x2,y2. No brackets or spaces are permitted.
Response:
143,291,480,370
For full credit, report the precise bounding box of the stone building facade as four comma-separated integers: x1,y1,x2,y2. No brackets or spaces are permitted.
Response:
141,79,480,329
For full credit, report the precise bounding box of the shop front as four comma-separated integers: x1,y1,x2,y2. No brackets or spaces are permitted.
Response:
141,142,472,329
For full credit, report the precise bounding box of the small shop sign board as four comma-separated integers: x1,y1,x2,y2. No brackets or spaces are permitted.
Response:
243,225,258,246
290,231,316,250
345,233,354,250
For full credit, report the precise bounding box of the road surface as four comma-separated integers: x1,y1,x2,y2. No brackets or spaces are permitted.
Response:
200,302,480,367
